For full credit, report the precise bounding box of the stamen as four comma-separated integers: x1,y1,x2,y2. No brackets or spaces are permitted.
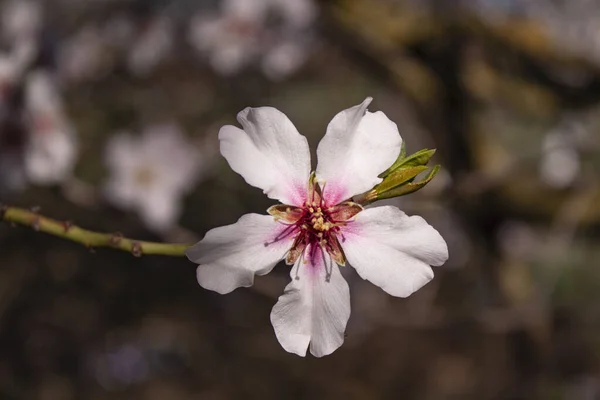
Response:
320,181,327,207
264,224,298,247
318,245,332,283
294,251,305,280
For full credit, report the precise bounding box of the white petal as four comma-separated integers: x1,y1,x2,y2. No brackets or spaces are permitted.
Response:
1,0,41,41
209,44,252,76
270,246,350,357
315,98,402,205
540,148,580,188
272,0,318,28
261,41,307,81
127,17,173,76
223,0,269,22
26,71,63,115
104,131,139,173
340,206,448,298
219,107,311,206
141,124,201,192
25,127,77,185
139,191,180,232
187,214,293,294
103,175,137,209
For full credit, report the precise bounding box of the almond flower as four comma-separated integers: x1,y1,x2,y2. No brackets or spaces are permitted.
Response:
186,98,448,357
24,71,78,185
104,124,205,232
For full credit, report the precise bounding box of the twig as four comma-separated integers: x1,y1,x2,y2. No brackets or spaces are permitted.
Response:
0,205,192,257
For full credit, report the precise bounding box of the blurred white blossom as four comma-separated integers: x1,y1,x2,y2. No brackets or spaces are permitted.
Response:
1,0,41,44
104,124,206,232
102,13,136,47
23,71,78,185
466,0,600,66
58,27,111,83
532,0,600,66
188,0,317,80
539,120,584,188
0,0,40,105
0,42,37,110
127,16,174,77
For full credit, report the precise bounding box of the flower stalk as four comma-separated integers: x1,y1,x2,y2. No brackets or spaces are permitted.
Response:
0,205,191,257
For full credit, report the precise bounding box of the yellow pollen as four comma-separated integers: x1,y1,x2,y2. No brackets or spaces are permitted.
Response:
309,207,314,213
311,215,332,231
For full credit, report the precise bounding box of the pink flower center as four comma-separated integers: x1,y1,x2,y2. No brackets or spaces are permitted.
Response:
267,176,363,277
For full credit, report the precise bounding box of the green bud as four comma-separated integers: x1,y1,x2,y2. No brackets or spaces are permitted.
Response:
356,145,441,205
374,165,429,193
372,164,440,201
379,143,436,178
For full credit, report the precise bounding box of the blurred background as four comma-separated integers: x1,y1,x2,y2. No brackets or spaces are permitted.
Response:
1,0,600,398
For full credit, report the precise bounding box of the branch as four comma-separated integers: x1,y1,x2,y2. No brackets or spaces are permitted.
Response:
0,205,192,257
